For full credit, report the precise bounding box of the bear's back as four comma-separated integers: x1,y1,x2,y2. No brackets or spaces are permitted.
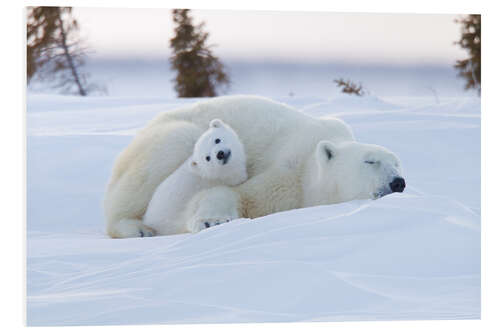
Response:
149,96,353,174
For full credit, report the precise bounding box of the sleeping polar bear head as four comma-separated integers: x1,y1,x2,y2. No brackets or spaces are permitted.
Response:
304,140,405,205
189,119,247,186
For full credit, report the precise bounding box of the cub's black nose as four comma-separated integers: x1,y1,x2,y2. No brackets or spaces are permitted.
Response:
390,177,406,193
216,150,225,160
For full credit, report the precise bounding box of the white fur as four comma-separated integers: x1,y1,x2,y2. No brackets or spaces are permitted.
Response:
302,140,404,207
184,186,242,233
142,119,247,235
104,96,402,238
192,140,404,223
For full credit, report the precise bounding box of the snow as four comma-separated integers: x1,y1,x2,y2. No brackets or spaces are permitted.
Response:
26,93,480,326
28,59,479,99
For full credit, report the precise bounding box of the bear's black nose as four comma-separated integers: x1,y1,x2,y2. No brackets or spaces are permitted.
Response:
390,177,406,193
216,150,225,160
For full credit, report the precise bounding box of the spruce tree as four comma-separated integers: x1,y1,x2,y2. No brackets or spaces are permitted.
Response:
454,14,481,94
169,9,229,97
27,7,59,82
27,7,103,96
333,78,366,97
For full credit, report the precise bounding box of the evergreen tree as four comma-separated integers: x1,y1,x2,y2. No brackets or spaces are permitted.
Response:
334,78,366,96
454,14,481,94
27,7,59,82
27,7,103,96
169,9,229,97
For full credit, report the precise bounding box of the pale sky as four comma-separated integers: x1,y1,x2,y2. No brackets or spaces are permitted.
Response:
74,8,467,64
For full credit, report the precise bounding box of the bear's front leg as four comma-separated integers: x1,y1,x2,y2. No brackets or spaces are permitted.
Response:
185,186,242,233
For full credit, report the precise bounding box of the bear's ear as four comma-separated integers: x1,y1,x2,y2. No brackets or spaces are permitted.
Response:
209,119,224,128
316,140,337,167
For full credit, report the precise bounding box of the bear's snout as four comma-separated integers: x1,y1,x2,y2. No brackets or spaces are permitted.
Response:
217,149,231,164
389,177,406,193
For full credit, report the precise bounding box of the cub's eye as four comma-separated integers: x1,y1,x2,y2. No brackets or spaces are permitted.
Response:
206,156,211,162
215,138,221,144
364,161,376,164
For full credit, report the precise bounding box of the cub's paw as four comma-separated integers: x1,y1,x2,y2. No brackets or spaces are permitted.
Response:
111,219,157,238
188,217,232,233
138,225,156,237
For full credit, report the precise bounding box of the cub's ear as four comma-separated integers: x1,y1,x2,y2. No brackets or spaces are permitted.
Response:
209,119,225,128
189,159,198,173
316,140,337,167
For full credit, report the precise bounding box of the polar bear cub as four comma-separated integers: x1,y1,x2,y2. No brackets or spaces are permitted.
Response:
143,119,247,235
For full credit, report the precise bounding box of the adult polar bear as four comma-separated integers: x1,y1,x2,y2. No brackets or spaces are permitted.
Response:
104,95,403,238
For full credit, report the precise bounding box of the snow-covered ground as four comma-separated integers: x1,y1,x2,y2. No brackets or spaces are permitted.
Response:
28,59,478,99
26,93,480,326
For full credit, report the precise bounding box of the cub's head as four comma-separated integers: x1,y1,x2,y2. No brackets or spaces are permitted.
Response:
311,140,405,203
189,119,247,186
